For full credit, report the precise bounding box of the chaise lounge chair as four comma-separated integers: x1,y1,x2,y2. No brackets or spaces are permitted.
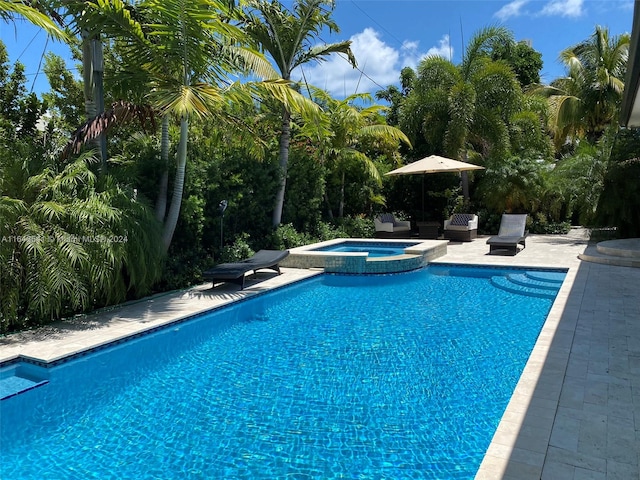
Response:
203,249,290,289
486,214,528,255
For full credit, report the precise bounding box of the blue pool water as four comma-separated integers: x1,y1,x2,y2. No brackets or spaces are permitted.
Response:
312,240,420,257
0,265,565,479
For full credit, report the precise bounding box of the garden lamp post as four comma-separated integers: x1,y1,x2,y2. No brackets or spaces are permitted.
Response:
218,200,228,250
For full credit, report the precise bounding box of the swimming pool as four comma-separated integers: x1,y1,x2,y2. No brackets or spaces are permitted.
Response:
0,265,566,479
311,240,421,257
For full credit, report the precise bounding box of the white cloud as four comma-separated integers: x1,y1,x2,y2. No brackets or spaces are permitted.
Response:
296,28,399,98
296,28,451,98
494,0,531,21
540,0,584,17
494,0,586,20
425,35,453,61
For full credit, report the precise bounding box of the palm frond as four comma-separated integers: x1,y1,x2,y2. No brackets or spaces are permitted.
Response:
359,125,411,147
0,0,69,41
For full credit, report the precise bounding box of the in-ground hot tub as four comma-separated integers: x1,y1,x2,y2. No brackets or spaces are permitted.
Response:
280,238,448,274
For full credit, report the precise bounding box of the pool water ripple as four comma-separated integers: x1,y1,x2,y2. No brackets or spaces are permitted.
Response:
1,266,563,479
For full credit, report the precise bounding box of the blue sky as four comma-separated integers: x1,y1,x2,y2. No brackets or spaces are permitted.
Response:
0,0,634,99
301,0,634,98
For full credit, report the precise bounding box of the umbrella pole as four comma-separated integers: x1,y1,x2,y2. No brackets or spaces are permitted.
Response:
421,175,425,221
461,171,469,201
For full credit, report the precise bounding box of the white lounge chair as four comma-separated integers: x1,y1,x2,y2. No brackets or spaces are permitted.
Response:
374,213,412,238
444,213,478,242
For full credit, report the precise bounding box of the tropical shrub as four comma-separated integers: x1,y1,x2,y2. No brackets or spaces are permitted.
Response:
596,128,640,237
529,213,571,234
335,215,376,238
0,152,163,333
544,141,608,225
220,233,254,263
268,223,314,250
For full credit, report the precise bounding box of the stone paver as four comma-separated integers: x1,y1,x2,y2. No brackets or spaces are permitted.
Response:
1,228,639,479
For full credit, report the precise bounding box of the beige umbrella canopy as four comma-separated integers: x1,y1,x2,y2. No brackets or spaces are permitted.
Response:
385,155,484,216
386,155,484,176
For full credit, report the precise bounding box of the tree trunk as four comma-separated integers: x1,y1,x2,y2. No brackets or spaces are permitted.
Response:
161,116,188,251
324,191,334,220
461,150,470,201
81,31,107,170
338,170,345,218
81,31,96,121
91,37,107,169
155,115,170,222
461,171,470,201
272,106,291,228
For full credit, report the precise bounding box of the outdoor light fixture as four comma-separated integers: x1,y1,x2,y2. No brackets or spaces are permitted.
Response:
218,200,228,250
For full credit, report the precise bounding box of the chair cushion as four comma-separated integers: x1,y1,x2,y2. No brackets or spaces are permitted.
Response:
450,213,475,226
446,224,472,231
379,213,395,224
497,214,527,237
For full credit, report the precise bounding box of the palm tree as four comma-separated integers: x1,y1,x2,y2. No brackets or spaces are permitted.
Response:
531,26,629,149
301,90,410,217
243,0,357,227
1,1,104,163
477,155,546,213
398,26,523,200
78,0,318,251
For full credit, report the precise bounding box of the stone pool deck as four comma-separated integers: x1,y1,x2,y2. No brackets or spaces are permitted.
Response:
1,228,639,479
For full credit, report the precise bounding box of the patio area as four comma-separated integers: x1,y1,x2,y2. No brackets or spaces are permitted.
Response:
1,228,639,479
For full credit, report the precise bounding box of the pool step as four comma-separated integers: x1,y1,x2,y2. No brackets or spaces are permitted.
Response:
524,271,566,284
490,276,558,300
0,363,49,401
506,273,561,290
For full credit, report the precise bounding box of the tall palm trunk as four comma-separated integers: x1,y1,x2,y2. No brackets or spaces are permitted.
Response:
338,170,345,218
461,151,470,201
319,150,334,219
81,32,96,124
92,38,106,167
324,191,334,219
81,31,107,169
161,116,188,251
155,115,170,222
272,106,291,227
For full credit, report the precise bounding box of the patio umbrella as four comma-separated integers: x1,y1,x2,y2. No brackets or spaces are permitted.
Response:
385,154,484,217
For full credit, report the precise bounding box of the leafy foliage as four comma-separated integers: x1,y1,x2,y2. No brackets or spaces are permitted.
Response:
531,26,629,148
300,89,410,218
0,151,163,332
491,40,543,87
596,128,640,237
220,233,255,263
268,223,314,249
